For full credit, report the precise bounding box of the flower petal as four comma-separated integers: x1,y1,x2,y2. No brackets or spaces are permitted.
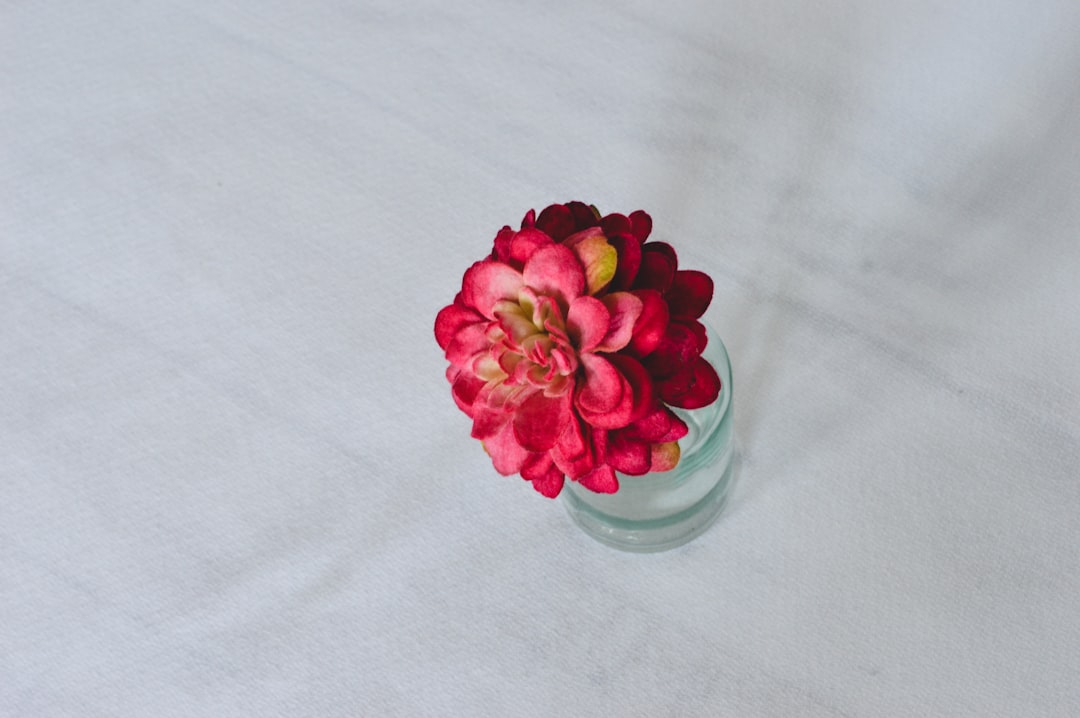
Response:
643,322,701,378
607,233,642,291
512,389,572,452
577,464,619,494
575,353,624,414
600,213,631,238
483,422,531,475
634,242,677,292
595,292,643,353
566,296,611,353
462,260,524,318
607,431,652,475
535,203,576,241
563,229,618,296
628,210,652,243
450,369,485,417
659,356,722,409
667,270,713,319
508,227,555,267
435,303,484,351
551,414,595,479
628,289,670,356
491,225,515,263
650,441,681,472
521,453,565,497
445,321,491,367
566,201,600,229
522,244,585,306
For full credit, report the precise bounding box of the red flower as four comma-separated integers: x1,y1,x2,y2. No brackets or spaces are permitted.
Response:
435,203,720,498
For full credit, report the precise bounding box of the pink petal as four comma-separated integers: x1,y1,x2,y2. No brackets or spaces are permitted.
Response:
512,389,572,452
633,242,677,292
445,321,491,367
563,229,618,296
508,227,555,267
566,296,611,353
462,260,524,318
483,423,532,475
575,354,624,414
667,270,713,319
607,431,651,475
650,441,681,472
535,203,576,241
491,225,515,263
522,244,585,306
595,292,643,353
577,464,619,494
628,210,652,242
435,303,484,351
576,355,645,430
628,289,670,356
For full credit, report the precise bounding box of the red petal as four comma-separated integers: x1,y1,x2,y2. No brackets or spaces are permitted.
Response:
607,354,654,424
683,319,708,354
472,405,510,440
551,414,595,479
663,357,721,409
566,296,611,353
566,201,600,229
607,234,642,291
622,402,672,442
643,322,701,378
535,204,576,241
462,260,524,318
577,464,619,494
667,270,713,319
628,289,670,356
606,431,651,475
435,304,484,351
634,242,677,292
512,390,572,451
658,411,688,442
522,244,585,306
529,468,565,498
628,210,652,242
600,213,631,238
451,371,486,417
483,423,531,475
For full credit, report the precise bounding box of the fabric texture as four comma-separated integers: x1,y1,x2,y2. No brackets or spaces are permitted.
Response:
3,1,1079,715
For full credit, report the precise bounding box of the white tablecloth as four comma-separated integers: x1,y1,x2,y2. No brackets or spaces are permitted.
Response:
4,1,1079,715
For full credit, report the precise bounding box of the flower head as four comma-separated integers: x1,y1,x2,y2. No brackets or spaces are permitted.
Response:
436,203,720,498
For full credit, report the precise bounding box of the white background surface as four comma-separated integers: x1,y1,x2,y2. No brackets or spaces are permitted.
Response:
4,1,1080,715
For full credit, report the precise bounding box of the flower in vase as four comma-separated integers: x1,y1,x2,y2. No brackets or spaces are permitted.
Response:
435,203,720,498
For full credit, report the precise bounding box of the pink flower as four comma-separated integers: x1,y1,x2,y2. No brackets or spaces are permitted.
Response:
436,203,719,498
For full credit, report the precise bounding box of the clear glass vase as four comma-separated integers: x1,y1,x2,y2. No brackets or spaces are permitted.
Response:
562,326,735,552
